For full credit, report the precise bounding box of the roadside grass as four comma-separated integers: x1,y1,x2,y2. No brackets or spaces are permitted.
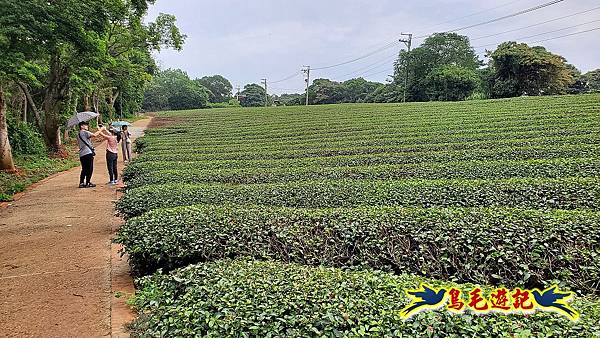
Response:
0,148,79,202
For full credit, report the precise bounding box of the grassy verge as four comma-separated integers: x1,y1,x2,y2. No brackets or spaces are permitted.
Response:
0,152,79,202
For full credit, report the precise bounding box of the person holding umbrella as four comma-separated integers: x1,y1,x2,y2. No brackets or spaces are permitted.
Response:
77,121,105,188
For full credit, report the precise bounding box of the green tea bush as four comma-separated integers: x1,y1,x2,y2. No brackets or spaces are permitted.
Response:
117,178,600,218
129,259,600,337
117,205,600,294
125,158,600,188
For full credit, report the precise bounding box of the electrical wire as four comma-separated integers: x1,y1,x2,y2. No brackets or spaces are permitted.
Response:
529,26,600,43
309,0,566,72
311,41,400,70
413,0,524,35
473,18,600,48
268,71,302,84
470,5,600,41
263,0,580,91
329,50,399,79
414,0,567,39
361,67,396,79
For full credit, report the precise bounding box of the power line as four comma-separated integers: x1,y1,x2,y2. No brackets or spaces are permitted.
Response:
311,41,400,70
332,50,399,79
361,67,396,79
413,0,524,35
258,0,576,93
414,0,567,39
309,0,566,72
529,25,600,43
268,71,301,84
470,5,600,41
473,19,600,48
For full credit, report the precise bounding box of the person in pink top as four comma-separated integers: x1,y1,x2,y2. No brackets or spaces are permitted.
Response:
98,126,120,185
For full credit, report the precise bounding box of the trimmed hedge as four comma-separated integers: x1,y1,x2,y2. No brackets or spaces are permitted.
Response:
129,259,600,337
125,158,600,188
117,178,600,218
117,205,600,294
133,143,600,162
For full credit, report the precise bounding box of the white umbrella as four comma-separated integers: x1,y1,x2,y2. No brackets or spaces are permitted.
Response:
66,111,100,129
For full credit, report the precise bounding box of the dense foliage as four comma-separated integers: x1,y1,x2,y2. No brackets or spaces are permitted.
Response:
129,259,600,337
118,94,600,334
240,83,267,107
276,34,597,106
117,205,600,294
487,42,574,98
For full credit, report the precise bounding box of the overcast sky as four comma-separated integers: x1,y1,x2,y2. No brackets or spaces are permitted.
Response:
147,0,600,94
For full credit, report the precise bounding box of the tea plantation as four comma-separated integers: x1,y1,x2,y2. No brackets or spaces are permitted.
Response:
117,94,600,337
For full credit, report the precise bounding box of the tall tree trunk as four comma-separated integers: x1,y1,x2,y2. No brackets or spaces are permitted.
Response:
0,85,16,172
17,82,43,131
22,89,27,123
92,89,102,125
42,57,70,152
83,94,91,111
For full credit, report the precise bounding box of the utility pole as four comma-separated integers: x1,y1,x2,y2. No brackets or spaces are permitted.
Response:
399,33,412,103
261,78,268,107
302,66,310,106
235,86,241,101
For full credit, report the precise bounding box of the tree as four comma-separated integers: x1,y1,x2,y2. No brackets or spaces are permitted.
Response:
584,69,600,92
196,75,233,103
340,78,383,103
425,65,479,101
0,0,185,151
143,69,208,111
487,42,574,98
0,84,14,171
240,84,267,107
394,33,481,101
308,79,343,105
365,83,403,103
275,93,304,106
565,64,587,95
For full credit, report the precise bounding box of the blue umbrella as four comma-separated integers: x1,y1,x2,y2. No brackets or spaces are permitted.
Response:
111,121,131,131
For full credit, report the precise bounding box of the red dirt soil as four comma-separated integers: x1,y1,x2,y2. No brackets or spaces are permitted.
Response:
0,118,151,338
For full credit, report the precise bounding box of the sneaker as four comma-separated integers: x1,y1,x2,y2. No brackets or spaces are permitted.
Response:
78,183,86,188
113,180,119,184
86,183,97,188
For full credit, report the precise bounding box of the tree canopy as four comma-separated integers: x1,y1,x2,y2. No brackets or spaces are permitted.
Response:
486,42,574,98
394,33,481,102
0,0,185,152
143,69,209,111
196,75,233,103
240,84,267,107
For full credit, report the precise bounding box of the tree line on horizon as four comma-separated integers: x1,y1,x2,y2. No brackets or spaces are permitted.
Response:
273,33,600,106
155,33,599,108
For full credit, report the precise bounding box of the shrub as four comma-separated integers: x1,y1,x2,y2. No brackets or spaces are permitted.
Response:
129,259,600,337
7,116,46,155
117,205,600,294
124,158,600,188
116,178,600,218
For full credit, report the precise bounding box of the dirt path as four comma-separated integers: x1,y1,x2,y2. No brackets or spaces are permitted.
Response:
0,119,150,338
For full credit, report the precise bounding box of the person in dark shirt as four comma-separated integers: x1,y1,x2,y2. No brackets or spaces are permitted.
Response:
77,122,105,188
